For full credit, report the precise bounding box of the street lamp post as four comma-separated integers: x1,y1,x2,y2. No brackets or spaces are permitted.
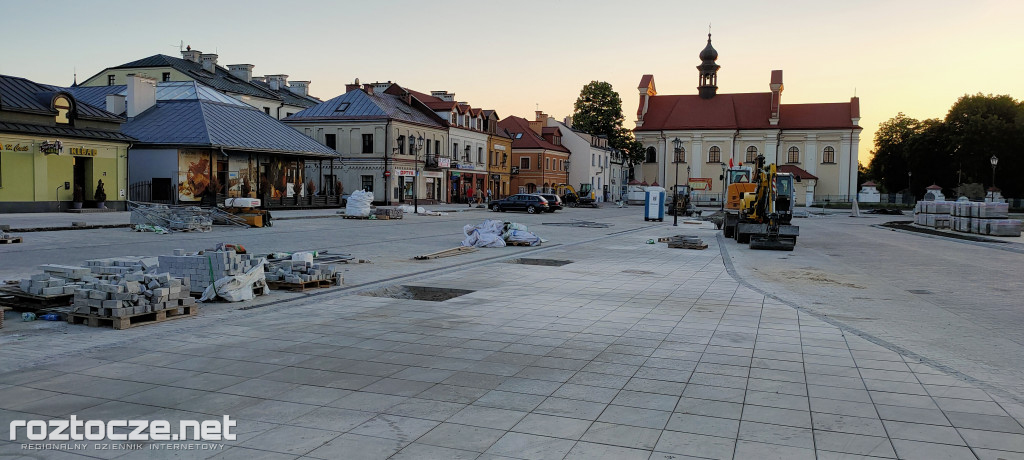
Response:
907,170,912,205
414,135,424,213
672,138,683,226
990,155,999,201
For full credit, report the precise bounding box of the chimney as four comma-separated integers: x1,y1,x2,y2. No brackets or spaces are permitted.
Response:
181,49,201,63
850,96,860,126
534,110,549,123
363,84,374,95
289,80,310,97
563,115,572,127
105,94,125,115
431,91,454,101
345,78,361,93
266,74,288,91
769,70,783,126
200,53,218,73
125,74,157,118
227,64,254,82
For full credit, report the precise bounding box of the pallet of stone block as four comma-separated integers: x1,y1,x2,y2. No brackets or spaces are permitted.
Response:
0,236,22,244
342,214,373,219
266,279,335,292
0,286,74,307
373,208,403,220
67,303,198,330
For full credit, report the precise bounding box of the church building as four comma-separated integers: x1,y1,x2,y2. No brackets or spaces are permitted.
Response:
633,34,861,206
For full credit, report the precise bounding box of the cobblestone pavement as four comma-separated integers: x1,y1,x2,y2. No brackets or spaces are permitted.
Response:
1,208,1023,459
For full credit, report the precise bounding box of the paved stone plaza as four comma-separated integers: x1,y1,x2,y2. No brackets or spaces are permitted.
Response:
1,207,1023,459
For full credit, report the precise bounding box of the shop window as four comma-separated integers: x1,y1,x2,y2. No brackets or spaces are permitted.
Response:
645,146,656,163
325,134,336,150
521,157,530,170
746,146,758,163
708,146,721,163
361,175,374,192
787,146,800,163
362,134,374,153
822,146,836,164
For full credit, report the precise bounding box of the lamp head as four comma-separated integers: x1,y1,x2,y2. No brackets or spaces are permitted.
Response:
990,155,999,166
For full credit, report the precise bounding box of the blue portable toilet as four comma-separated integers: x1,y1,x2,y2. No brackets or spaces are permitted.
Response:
644,189,665,221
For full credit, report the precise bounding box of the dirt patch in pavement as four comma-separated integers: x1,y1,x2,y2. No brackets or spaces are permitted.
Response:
756,267,865,289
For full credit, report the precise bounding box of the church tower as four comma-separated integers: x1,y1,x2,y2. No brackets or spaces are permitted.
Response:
697,34,720,99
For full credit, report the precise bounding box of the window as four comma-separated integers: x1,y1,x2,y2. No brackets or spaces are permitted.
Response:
674,147,686,163
107,75,115,85
708,146,721,163
453,143,458,158
426,140,431,155
162,72,171,82
435,140,441,157
746,146,758,163
450,113,456,124
53,96,71,124
822,146,836,163
361,175,374,192
645,147,656,163
464,145,471,162
521,157,531,170
478,147,483,164
592,154,595,166
362,134,374,153
787,146,800,163
263,107,270,115
559,159,564,171
397,136,405,155
324,134,337,150
546,158,551,170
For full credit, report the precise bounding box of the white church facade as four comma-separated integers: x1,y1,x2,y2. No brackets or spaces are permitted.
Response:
633,35,861,206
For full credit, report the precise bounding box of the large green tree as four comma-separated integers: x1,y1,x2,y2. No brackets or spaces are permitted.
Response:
571,81,645,165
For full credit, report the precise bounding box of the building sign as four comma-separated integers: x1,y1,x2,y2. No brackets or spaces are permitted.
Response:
494,144,506,151
688,178,712,191
491,174,500,180
396,169,416,177
1,143,31,152
422,171,443,179
437,157,451,168
510,166,520,175
69,147,97,157
40,140,63,155
456,164,476,170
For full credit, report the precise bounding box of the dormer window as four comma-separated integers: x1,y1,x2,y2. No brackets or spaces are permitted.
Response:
53,96,71,125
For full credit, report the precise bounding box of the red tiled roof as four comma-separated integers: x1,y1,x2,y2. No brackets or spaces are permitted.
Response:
770,70,783,85
497,116,569,152
777,165,818,181
926,184,942,190
636,92,861,131
638,74,654,90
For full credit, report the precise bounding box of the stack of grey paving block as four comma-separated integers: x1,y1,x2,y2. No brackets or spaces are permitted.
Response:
130,204,213,232
14,265,95,296
71,273,195,318
264,260,341,285
949,201,1021,237
913,201,952,229
84,256,158,277
157,249,254,293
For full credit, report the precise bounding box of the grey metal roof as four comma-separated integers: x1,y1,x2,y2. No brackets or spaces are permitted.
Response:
0,121,135,142
88,54,281,101
284,89,445,128
65,81,248,114
249,80,321,108
123,99,338,157
0,74,123,123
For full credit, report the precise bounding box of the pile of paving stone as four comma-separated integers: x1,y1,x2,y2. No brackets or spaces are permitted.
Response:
916,201,1021,236
157,249,256,294
71,273,195,318
264,259,342,285
130,204,213,232
84,256,159,277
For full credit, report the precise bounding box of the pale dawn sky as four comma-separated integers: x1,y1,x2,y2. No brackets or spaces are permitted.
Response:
3,0,1022,165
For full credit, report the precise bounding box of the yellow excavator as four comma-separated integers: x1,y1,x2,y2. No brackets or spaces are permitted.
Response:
720,154,799,250
556,183,599,208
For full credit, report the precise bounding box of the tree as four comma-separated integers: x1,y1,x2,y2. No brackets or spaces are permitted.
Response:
868,112,919,193
571,81,646,165
944,93,1024,197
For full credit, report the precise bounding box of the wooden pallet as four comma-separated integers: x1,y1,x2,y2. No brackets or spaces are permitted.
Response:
342,215,372,219
0,286,73,310
667,242,708,250
67,304,198,330
267,279,334,292
506,241,538,246
0,237,22,244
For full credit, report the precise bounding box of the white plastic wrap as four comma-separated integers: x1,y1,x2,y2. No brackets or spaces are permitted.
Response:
200,259,268,302
345,190,374,217
461,219,507,248
505,229,542,246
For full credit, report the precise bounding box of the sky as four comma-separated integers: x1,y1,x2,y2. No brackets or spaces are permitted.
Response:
3,0,1022,165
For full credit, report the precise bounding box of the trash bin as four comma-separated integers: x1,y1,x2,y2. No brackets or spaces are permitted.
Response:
644,189,665,222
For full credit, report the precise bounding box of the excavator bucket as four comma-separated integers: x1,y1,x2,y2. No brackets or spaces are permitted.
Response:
749,235,796,251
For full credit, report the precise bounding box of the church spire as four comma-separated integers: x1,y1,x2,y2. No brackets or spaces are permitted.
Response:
697,33,720,99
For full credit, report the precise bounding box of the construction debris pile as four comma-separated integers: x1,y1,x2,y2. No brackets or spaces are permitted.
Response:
71,273,195,318
158,249,257,294
129,202,249,232
915,200,1021,236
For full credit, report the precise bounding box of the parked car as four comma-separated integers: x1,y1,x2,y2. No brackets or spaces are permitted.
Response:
489,194,550,214
532,193,563,212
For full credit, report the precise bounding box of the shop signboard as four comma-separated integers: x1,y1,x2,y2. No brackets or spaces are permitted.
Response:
437,157,451,168
397,169,416,177
40,140,63,155
688,178,712,191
